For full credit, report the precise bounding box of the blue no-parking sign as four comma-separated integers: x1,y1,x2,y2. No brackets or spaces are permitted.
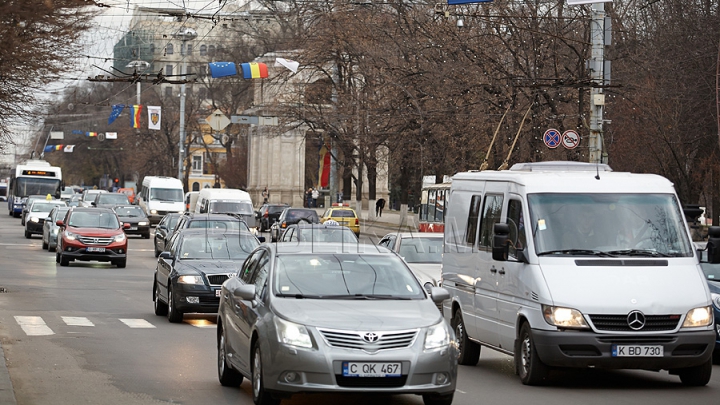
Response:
543,129,561,149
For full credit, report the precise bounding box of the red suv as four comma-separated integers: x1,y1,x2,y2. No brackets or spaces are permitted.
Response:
56,207,129,268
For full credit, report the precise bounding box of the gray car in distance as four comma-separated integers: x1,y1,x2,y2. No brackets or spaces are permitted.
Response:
216,243,457,405
42,206,70,251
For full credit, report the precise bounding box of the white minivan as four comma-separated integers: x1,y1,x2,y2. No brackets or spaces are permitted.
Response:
195,188,256,231
441,161,715,386
137,176,184,225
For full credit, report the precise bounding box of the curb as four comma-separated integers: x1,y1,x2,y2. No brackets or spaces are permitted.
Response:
0,342,17,405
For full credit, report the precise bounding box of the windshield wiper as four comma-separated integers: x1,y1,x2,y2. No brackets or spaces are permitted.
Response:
538,249,616,257
604,249,674,257
316,294,412,300
275,293,323,299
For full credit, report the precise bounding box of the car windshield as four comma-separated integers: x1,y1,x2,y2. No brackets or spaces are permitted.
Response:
273,254,424,299
114,206,145,217
179,234,259,260
150,188,183,202
331,210,355,218
98,194,129,204
68,212,120,229
297,227,358,243
398,237,444,263
269,206,287,214
528,193,693,257
32,202,64,212
53,208,70,220
17,178,60,197
286,210,317,222
209,201,254,215
188,219,250,232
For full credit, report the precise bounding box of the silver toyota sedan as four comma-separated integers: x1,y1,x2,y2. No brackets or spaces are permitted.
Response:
217,243,457,405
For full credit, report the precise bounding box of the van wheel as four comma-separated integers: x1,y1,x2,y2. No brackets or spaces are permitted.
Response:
451,309,480,366
677,358,712,386
516,322,549,385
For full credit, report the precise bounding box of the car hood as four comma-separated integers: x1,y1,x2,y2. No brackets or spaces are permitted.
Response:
68,227,123,236
538,257,711,313
178,260,241,275
28,211,52,219
271,298,442,330
406,263,442,286
117,216,147,222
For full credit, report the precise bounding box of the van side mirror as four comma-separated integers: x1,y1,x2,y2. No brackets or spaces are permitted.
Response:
492,223,510,261
707,226,720,263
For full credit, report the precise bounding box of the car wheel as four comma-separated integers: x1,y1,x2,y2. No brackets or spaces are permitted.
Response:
676,357,712,386
713,349,720,365
143,232,150,239
59,252,69,267
218,325,243,386
516,322,549,385
55,245,61,263
42,239,48,249
24,229,31,239
252,344,280,405
153,283,168,316
167,285,184,323
49,244,56,252
451,309,480,366
422,393,454,405
115,259,126,268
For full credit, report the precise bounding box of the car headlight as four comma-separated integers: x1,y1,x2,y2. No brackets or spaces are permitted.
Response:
150,209,157,214
682,306,713,328
52,228,59,235
29,216,40,223
65,231,78,241
274,317,313,348
177,275,204,285
712,293,720,310
138,221,148,226
542,305,589,329
424,321,450,350
114,233,126,242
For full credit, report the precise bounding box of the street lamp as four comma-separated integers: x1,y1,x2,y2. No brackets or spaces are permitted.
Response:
172,27,197,181
125,60,150,105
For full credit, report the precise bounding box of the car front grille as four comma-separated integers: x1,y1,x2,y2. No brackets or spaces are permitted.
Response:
588,314,681,332
335,375,407,388
77,236,114,245
318,328,418,352
207,274,231,286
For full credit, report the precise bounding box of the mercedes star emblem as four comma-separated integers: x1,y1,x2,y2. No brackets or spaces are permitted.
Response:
627,310,646,330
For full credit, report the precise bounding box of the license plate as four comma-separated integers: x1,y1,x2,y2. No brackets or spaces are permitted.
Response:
86,247,105,253
342,362,401,377
339,221,348,225
612,345,663,357
128,226,137,230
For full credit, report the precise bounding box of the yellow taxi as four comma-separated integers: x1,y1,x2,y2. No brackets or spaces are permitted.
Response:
320,204,360,236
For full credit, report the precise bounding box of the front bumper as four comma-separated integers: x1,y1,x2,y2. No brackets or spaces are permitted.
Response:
532,328,715,369
261,330,458,395
26,220,45,234
60,244,127,263
172,283,221,313
123,224,150,236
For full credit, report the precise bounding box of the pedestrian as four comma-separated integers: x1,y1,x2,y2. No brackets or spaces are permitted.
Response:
262,187,269,204
312,188,320,208
305,187,313,208
376,198,386,217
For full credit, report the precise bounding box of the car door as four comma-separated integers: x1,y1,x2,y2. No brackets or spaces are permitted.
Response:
237,251,270,366
226,249,263,371
156,234,181,302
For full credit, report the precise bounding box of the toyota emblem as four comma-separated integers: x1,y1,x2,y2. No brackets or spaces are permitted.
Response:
362,332,379,343
627,310,646,330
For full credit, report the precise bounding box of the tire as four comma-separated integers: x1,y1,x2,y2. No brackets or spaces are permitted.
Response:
218,325,243,386
677,357,712,386
713,349,720,365
24,230,31,239
167,285,184,323
49,244,56,252
516,322,550,385
59,252,69,267
451,309,480,366
116,259,126,268
154,237,161,257
153,283,168,316
422,393,454,405
143,232,150,239
252,345,280,405
42,239,48,250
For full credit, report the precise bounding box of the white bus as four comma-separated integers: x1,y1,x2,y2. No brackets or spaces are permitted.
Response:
7,160,63,217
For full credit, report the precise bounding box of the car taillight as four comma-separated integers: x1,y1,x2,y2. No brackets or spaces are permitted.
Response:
355,218,359,225
282,221,287,228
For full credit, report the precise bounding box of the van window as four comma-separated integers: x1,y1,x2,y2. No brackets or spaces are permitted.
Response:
150,188,183,202
465,195,482,246
478,195,503,248
209,201,254,215
507,199,526,257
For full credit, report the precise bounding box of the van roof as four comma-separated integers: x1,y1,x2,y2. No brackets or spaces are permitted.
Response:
198,188,251,199
452,167,675,194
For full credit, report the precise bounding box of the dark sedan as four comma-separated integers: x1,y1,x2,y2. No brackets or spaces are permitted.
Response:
154,213,182,257
270,208,320,242
256,203,289,232
279,223,358,243
153,229,260,323
113,205,151,239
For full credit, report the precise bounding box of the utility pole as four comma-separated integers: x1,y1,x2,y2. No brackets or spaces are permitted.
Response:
588,3,609,164
173,28,197,182
329,64,339,208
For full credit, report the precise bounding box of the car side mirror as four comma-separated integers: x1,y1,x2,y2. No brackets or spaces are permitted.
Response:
232,284,256,301
158,225,166,231
492,223,510,261
707,226,720,264
158,251,173,260
56,220,64,226
429,286,450,304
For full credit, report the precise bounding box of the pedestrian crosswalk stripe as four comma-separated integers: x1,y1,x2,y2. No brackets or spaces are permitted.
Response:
119,319,155,328
62,316,94,327
14,316,54,336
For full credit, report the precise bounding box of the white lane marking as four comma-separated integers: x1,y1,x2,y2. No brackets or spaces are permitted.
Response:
14,316,55,336
455,389,467,394
62,316,94,327
119,319,156,328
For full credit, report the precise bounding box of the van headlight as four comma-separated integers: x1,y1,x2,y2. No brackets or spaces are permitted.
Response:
150,209,157,214
542,305,589,329
424,321,450,350
274,317,313,349
682,306,713,328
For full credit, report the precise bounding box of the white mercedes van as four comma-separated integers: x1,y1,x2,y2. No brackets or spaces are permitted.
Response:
441,161,715,386
195,188,256,231
137,176,184,225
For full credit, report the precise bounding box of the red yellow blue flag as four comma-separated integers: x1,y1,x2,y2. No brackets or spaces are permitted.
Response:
241,63,268,79
130,105,143,128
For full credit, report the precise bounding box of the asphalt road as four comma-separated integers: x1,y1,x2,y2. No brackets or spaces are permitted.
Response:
0,214,719,405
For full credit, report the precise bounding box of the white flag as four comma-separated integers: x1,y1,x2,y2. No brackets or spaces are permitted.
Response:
147,106,162,130
50,131,64,139
567,0,612,4
274,58,299,73
63,145,75,153
105,132,118,139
